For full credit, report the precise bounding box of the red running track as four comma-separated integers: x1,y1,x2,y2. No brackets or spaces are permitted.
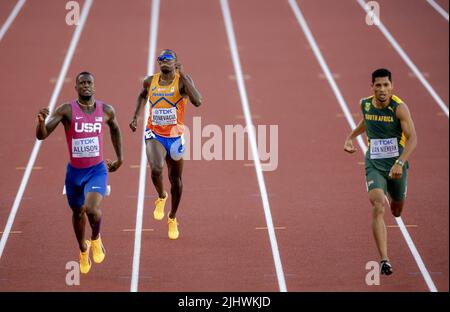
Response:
0,0,448,292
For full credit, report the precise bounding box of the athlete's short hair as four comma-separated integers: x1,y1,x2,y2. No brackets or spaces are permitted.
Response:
76,71,94,82
372,68,392,83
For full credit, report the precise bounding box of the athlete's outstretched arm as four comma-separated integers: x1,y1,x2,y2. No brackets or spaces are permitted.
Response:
104,104,123,172
389,103,418,179
344,118,366,153
36,104,68,140
130,76,152,132
177,63,202,107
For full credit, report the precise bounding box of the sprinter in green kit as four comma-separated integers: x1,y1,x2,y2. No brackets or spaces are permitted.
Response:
343,68,418,275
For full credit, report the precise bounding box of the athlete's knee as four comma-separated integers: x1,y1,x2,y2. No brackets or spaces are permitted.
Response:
86,209,102,224
372,200,385,217
85,202,101,217
72,209,85,219
88,210,102,223
169,175,182,189
150,165,163,179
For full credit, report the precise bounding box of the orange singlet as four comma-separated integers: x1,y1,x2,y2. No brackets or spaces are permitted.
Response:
146,73,186,138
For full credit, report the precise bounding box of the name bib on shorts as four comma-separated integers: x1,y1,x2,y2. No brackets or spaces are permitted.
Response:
369,138,399,159
152,107,177,126
72,137,100,158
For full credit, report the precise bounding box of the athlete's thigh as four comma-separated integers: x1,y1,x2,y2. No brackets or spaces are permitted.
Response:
65,164,85,211
368,188,386,206
365,164,388,198
166,156,184,179
145,138,166,169
167,135,186,162
84,191,104,210
84,163,108,203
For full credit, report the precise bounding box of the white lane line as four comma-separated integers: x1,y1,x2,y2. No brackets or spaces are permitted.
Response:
288,0,438,293
426,0,449,21
0,0,26,42
0,0,93,259
130,0,160,293
287,0,366,152
394,215,437,291
220,0,287,292
384,194,438,292
357,0,449,117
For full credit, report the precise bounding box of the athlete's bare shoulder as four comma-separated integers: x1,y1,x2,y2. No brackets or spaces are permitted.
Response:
102,103,115,115
58,102,71,110
44,102,71,129
395,101,411,118
102,103,117,123
55,102,72,118
179,74,194,96
139,76,154,99
143,75,154,89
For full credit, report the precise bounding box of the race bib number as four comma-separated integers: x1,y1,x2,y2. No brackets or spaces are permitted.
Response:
151,107,177,126
72,137,100,158
370,138,399,159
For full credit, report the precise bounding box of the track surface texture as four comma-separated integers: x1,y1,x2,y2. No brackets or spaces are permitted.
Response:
0,0,447,292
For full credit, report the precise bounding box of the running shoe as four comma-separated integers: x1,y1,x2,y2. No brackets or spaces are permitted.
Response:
79,240,92,274
380,260,393,275
91,235,106,264
168,217,179,240
153,192,168,220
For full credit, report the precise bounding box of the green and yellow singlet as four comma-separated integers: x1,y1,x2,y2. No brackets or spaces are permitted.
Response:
361,95,407,171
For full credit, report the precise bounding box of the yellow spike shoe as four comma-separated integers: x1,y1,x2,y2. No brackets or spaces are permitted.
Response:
153,192,168,221
79,240,92,274
91,235,106,264
168,217,179,240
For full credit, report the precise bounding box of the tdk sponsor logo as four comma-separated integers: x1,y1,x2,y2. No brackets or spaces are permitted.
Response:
154,109,174,115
